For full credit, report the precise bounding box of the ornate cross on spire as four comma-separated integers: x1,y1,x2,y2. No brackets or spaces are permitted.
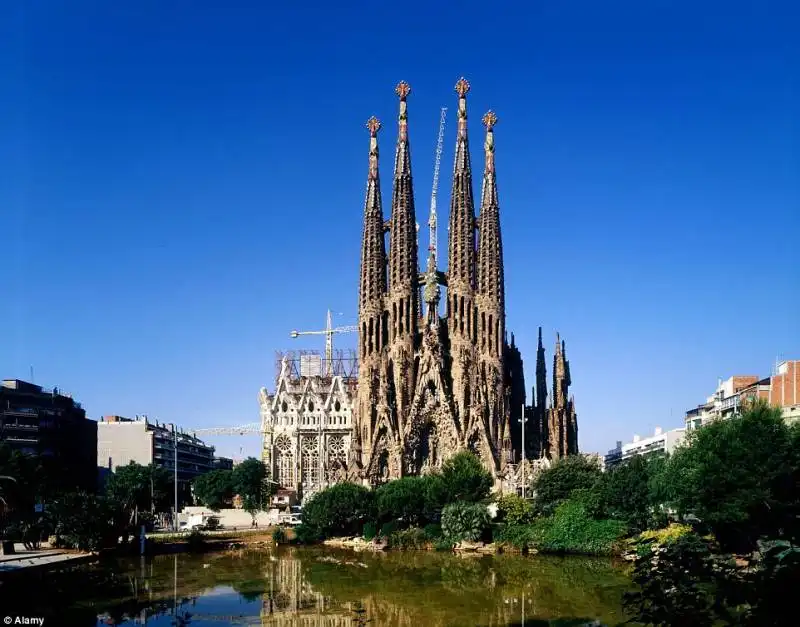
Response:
455,77,471,98
366,116,382,136
482,110,497,172
395,81,411,141
455,77,470,136
395,80,411,100
366,116,381,180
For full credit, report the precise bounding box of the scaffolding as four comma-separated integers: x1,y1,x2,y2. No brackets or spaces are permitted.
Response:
274,349,359,388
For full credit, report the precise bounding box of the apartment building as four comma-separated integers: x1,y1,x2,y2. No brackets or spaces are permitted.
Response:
622,426,686,461
685,360,800,430
98,415,215,492
0,379,97,493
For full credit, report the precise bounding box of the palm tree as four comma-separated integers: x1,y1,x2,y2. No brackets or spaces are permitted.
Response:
0,475,17,510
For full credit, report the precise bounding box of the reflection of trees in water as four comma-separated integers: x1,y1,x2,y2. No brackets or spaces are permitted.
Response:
303,551,629,626
18,547,629,626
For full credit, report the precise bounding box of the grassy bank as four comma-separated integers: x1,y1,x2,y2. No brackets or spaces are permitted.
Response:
147,527,278,543
145,528,282,554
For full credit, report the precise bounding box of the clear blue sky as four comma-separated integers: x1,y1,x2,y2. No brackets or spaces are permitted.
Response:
2,1,798,460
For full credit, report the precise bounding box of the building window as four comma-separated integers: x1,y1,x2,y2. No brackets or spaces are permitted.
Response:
328,435,345,465
301,436,320,486
275,435,294,486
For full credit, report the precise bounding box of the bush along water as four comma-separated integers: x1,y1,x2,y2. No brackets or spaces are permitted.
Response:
441,502,490,543
272,526,288,545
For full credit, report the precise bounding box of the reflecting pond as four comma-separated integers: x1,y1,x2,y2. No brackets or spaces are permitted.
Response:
1,547,632,626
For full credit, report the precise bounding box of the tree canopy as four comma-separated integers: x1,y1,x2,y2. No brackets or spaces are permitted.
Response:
192,469,235,512
440,451,493,504
104,462,171,525
532,454,602,516
375,475,445,526
302,482,374,537
661,400,799,552
597,454,663,533
231,457,271,518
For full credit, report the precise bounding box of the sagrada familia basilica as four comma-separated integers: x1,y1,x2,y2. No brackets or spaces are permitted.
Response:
346,78,578,485
260,78,578,498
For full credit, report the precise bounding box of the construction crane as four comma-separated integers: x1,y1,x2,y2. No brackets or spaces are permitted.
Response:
428,107,448,266
290,309,357,377
190,422,262,436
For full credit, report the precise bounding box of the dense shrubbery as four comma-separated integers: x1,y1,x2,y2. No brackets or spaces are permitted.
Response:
292,523,324,545
495,493,534,525
621,401,800,625
423,523,443,540
374,475,443,527
48,492,120,551
272,526,288,545
295,451,492,544
441,502,490,542
302,482,374,538
379,520,399,537
494,502,625,555
535,501,626,556
387,527,428,550
362,521,378,541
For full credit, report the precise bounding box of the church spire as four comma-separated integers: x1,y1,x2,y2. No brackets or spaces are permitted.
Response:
553,333,568,410
535,326,548,455
358,116,388,359
477,110,505,356
388,81,419,343
447,77,477,294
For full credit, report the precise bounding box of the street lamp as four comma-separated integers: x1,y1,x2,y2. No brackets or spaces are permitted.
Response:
520,403,528,499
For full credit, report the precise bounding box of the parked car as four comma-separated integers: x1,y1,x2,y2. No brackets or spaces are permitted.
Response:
204,516,222,531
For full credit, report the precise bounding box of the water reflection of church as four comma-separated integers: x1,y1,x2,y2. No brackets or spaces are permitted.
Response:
259,552,358,627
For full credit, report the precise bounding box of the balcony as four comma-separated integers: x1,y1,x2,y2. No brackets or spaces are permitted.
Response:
719,394,740,413
0,423,40,431
2,409,38,418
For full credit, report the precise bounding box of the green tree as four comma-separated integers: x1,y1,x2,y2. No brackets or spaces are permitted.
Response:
663,400,798,552
48,492,121,551
532,454,602,516
0,444,43,510
440,451,493,504
105,462,172,528
0,475,16,512
192,469,234,512
375,476,432,527
302,482,374,538
232,457,272,523
599,454,660,532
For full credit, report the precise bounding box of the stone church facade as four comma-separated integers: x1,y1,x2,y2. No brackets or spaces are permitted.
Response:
259,355,355,498
343,78,578,486
261,78,579,499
